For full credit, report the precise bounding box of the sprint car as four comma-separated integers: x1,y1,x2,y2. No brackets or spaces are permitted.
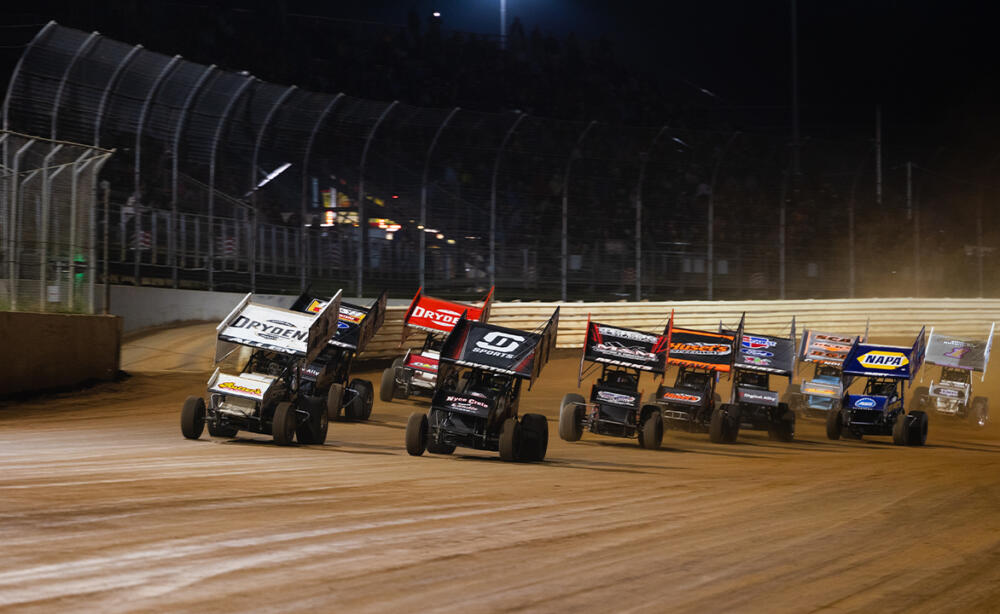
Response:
180,291,340,445
405,308,559,462
381,287,493,403
558,317,670,449
911,324,994,427
712,316,797,443
290,289,387,422
784,326,864,418
826,327,929,445
651,318,735,437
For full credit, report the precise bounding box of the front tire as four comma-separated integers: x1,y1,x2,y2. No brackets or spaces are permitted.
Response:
296,397,329,445
405,412,428,456
558,393,585,442
272,402,297,446
346,379,374,421
826,409,843,440
907,410,928,446
892,411,910,446
971,397,989,428
710,406,733,443
640,409,663,450
326,383,344,420
181,396,206,440
380,367,396,403
520,414,549,461
499,418,522,462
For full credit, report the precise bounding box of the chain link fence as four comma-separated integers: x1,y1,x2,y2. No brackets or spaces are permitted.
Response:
0,130,112,312
3,22,998,304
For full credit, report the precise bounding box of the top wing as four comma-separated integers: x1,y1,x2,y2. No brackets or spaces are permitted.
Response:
799,330,856,366
291,289,386,353
667,327,736,373
732,331,796,375
401,287,495,343
842,327,926,380
925,326,993,372
438,308,557,380
582,320,670,374
215,291,340,362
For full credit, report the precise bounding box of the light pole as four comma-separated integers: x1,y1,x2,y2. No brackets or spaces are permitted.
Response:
500,0,507,49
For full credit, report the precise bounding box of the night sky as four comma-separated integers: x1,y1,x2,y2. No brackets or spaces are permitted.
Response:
2,1,998,154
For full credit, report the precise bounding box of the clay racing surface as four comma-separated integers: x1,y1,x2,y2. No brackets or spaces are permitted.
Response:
2,323,1000,613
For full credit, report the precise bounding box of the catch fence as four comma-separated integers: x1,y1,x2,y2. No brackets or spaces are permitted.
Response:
3,22,997,304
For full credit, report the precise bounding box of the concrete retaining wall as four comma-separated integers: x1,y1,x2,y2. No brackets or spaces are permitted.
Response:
1,312,122,397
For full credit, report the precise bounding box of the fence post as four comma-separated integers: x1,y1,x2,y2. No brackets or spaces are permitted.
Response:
300,93,344,291
490,112,526,291
420,107,460,289
2,21,57,133
207,76,256,291
561,120,596,302
357,100,398,296
9,140,34,310
92,44,144,147
250,85,297,293
68,150,94,311
39,145,63,310
49,31,100,140
635,125,668,301
170,64,216,288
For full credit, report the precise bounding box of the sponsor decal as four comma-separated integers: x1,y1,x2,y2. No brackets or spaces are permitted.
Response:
671,342,731,356
306,299,325,314
660,391,701,403
743,348,774,358
445,395,489,412
595,341,655,361
596,390,637,406
597,326,658,344
807,350,847,361
815,334,853,344
473,331,525,358
336,321,350,330
743,335,777,350
741,391,775,403
857,350,908,370
218,381,263,397
339,307,366,324
944,346,971,359
812,342,849,353
412,305,463,326
743,356,772,366
854,397,878,408
803,386,836,395
229,315,308,342
933,387,960,398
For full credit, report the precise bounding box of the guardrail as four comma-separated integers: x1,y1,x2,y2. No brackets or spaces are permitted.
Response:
361,298,1000,359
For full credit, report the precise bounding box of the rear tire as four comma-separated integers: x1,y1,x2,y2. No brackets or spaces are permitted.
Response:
405,413,428,456
640,409,663,450
826,409,843,440
181,396,206,440
520,414,549,461
907,410,928,446
272,402,297,446
892,411,910,446
558,393,585,442
379,367,396,403
499,418,522,462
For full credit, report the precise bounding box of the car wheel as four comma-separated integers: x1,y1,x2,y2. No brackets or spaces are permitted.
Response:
296,396,328,445
405,412,428,456
640,408,663,450
347,378,374,421
499,418,522,462
769,404,795,442
971,397,989,428
520,413,549,461
892,411,910,446
709,406,728,443
907,410,928,446
326,383,344,420
181,396,206,440
379,367,396,403
272,402,297,446
912,386,929,411
826,409,843,440
558,393,585,442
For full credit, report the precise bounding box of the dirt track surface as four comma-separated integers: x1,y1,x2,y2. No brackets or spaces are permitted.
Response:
4,325,1000,612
